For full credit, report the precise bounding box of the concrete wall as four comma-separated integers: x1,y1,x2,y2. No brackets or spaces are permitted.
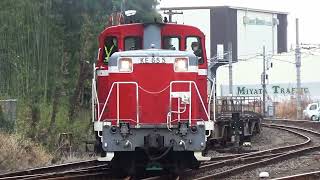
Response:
237,10,278,58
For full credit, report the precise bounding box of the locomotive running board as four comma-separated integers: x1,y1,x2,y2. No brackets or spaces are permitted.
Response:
194,151,210,161
97,152,114,161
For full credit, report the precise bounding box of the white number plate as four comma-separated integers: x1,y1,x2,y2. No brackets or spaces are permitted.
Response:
139,57,167,64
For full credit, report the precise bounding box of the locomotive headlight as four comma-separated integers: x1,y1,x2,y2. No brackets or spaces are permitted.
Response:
119,58,133,72
174,58,188,72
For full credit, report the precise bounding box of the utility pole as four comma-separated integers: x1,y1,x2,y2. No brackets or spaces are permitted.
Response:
164,10,183,23
295,18,302,119
228,42,233,95
262,46,266,117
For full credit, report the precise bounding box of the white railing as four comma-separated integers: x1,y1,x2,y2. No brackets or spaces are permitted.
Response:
93,78,214,131
167,81,211,129
98,82,140,127
208,77,216,123
92,63,99,123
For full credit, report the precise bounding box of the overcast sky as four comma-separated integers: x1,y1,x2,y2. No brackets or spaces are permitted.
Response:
158,0,320,87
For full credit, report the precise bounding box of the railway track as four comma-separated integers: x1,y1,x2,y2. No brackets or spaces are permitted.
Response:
187,122,320,180
186,124,315,179
142,122,317,180
2,119,319,180
271,170,320,180
264,119,320,132
0,160,111,180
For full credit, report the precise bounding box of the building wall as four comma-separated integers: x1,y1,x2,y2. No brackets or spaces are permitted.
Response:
160,6,287,61
220,83,320,101
168,9,211,57
237,10,278,58
210,7,238,61
277,14,288,53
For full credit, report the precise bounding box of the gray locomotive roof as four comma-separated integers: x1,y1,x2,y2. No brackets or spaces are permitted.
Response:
108,49,198,66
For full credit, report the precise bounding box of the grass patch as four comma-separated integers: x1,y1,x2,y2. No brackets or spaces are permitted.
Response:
0,132,52,172
275,97,312,119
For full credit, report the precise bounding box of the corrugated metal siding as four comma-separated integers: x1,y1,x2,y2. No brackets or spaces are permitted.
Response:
277,14,288,53
210,7,238,61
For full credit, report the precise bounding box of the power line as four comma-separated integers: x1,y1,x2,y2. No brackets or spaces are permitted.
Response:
269,57,296,64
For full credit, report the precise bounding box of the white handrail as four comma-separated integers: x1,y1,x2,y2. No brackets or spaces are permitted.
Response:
168,81,211,127
189,82,192,125
91,63,100,122
96,80,211,130
98,82,139,127
208,77,216,123
92,79,95,123
116,83,120,125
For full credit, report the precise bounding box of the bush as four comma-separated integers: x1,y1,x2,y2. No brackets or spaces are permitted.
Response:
0,132,52,172
275,96,312,119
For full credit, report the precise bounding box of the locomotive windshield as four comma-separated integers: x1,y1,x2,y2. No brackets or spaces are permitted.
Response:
99,24,207,66
162,37,180,50
124,37,142,51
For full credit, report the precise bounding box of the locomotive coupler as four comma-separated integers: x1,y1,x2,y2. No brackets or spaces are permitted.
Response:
144,133,164,149
178,122,189,136
120,122,130,138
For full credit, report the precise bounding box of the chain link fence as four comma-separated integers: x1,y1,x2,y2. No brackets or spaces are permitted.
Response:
0,99,17,132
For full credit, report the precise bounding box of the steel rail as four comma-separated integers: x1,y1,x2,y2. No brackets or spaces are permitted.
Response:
192,123,320,180
142,123,312,180
0,160,109,180
197,125,311,172
20,166,110,180
271,170,320,180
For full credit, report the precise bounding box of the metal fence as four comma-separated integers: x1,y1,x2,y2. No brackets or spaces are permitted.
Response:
0,99,17,132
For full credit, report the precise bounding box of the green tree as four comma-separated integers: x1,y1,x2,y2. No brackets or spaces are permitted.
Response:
0,0,160,149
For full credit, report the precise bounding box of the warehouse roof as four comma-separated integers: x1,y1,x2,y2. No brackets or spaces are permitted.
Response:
160,6,288,15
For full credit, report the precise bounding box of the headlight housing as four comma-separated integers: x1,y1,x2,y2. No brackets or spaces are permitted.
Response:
174,57,188,72
119,58,133,72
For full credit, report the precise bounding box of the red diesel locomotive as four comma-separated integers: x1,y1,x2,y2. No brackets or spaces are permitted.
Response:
92,22,215,173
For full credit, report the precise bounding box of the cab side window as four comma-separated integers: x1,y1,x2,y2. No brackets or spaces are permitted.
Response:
104,36,118,64
163,37,179,50
186,37,204,64
310,105,317,110
124,37,142,51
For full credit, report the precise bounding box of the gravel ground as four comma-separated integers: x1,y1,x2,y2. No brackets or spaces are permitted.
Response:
223,125,320,180
206,126,306,158
263,119,320,133
250,126,306,151
226,152,320,180
197,125,316,180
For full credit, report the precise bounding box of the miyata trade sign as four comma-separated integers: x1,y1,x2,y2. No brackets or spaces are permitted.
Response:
236,86,309,95
220,82,320,100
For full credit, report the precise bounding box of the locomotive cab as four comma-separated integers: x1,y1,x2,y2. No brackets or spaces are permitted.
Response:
92,23,214,174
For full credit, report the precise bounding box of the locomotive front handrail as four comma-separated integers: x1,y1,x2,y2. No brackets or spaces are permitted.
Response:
92,63,100,123
92,79,99,122
97,81,212,129
207,77,216,122
98,82,140,127
168,81,211,128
